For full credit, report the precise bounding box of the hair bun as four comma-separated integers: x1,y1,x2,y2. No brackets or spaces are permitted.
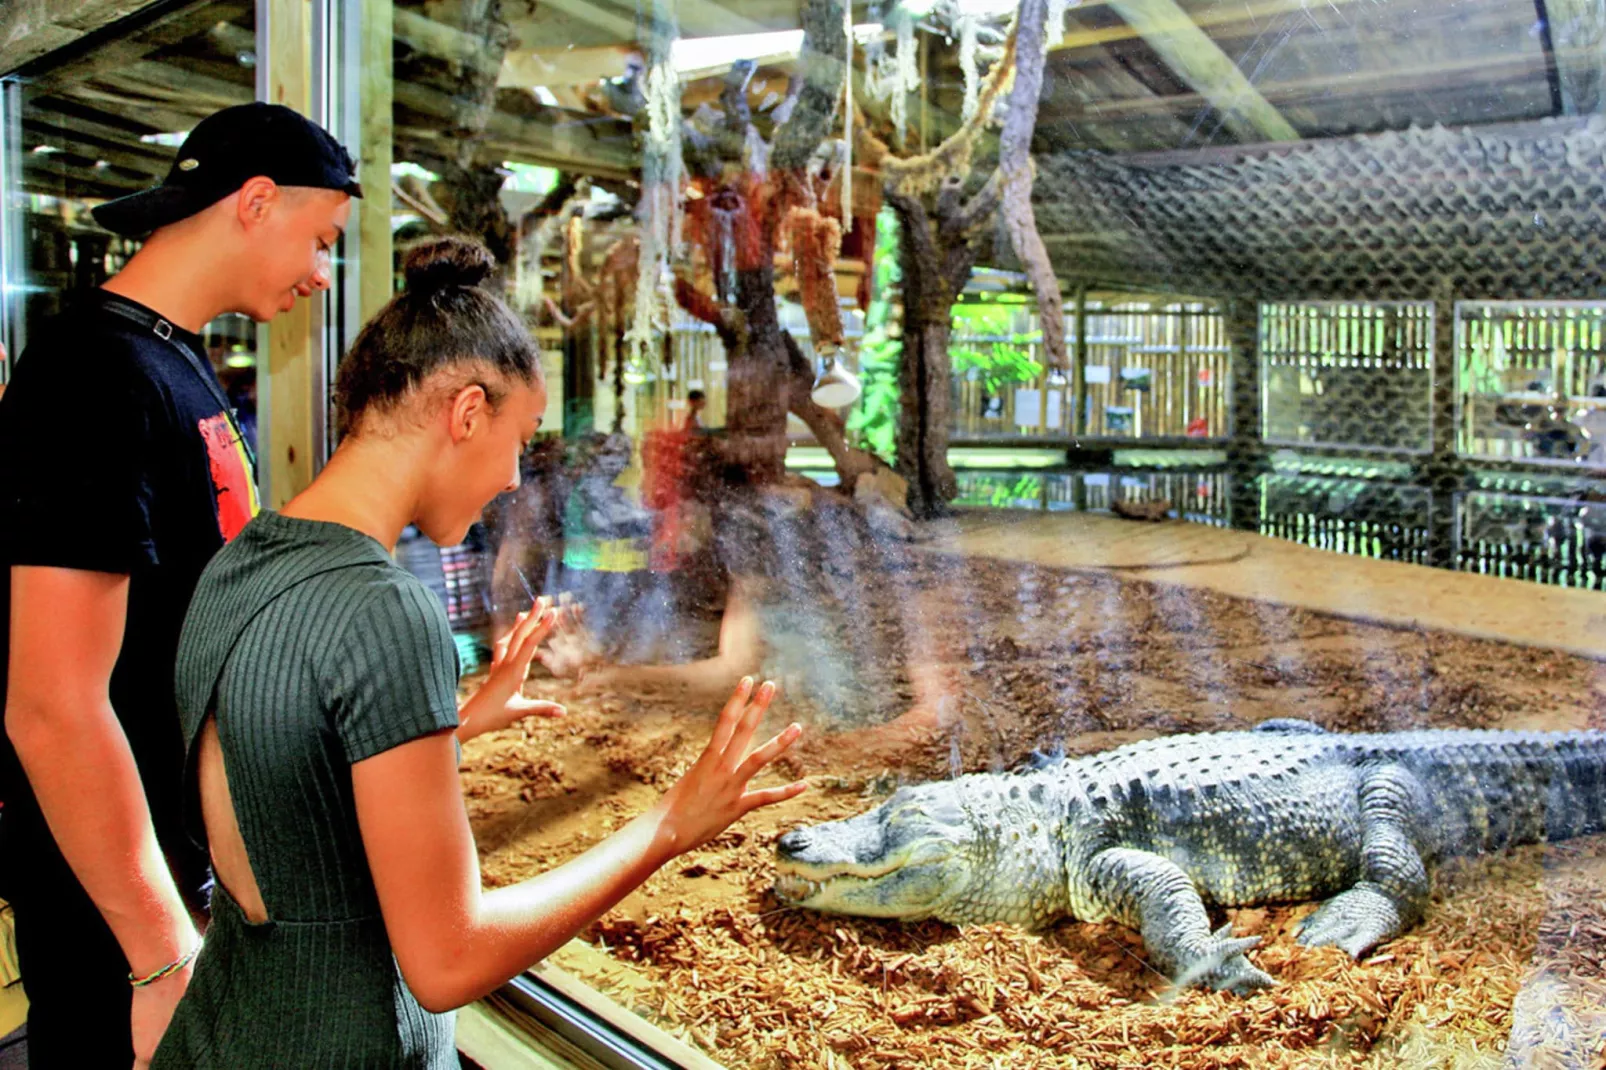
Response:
403,236,495,293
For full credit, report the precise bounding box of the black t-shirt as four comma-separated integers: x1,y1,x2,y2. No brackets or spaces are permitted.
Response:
0,290,259,897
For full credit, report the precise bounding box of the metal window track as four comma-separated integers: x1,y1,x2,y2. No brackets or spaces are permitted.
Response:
471,967,724,1070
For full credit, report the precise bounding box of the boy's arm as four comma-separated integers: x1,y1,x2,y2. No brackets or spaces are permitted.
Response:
5,564,198,974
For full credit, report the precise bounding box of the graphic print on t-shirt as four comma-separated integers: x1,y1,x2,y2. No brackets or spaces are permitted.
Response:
198,412,260,542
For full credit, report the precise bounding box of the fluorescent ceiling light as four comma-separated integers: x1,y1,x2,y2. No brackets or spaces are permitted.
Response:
954,0,1017,14
391,161,440,183
905,0,1016,14
139,130,189,147
531,85,559,106
671,23,885,76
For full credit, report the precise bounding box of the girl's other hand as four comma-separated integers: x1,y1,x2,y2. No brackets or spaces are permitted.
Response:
459,599,564,741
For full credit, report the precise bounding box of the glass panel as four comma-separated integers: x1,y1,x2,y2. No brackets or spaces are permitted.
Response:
1262,301,1434,453
344,0,1606,1065
1458,301,1606,466
9,1,261,453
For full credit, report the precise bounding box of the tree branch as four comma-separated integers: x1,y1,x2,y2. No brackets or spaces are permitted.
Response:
997,0,1067,369
855,24,1018,195
883,188,939,276
948,167,1005,238
772,0,847,173
673,275,741,352
543,295,595,330
782,332,879,485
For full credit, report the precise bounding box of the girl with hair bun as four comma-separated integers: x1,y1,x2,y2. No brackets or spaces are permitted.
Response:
154,236,806,1068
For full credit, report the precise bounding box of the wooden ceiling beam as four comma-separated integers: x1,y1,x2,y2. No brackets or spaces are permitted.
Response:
393,79,636,176
19,175,130,202
21,102,168,150
27,1,252,92
396,125,637,181
23,154,148,192
1048,0,1372,57
96,59,253,110
499,46,638,93
1066,47,1551,126
44,87,214,137
527,0,637,43
503,0,792,56
393,8,503,81
1103,0,1298,142
20,124,169,178
0,0,151,76
1115,113,1597,168
661,0,770,37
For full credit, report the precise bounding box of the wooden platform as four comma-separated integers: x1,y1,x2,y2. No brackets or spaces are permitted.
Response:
926,510,1606,662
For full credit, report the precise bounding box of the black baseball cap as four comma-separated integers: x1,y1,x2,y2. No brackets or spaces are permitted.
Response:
92,102,363,237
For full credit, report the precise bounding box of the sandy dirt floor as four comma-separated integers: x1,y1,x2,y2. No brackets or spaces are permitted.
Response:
461,525,1606,1069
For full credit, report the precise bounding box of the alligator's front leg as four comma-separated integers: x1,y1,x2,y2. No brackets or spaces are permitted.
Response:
1086,847,1273,994
1297,765,1432,958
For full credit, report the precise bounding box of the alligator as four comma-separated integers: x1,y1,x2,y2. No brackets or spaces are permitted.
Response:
773,723,1606,993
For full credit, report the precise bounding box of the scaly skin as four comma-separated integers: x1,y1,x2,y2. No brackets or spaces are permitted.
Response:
773,723,1606,993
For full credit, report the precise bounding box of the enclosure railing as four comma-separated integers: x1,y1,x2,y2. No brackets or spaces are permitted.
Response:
1257,473,1434,565
952,468,1231,524
1455,489,1606,589
1260,301,1435,454
608,298,1606,478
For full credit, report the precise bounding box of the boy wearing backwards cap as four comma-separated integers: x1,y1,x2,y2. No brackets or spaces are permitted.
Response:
0,103,360,1069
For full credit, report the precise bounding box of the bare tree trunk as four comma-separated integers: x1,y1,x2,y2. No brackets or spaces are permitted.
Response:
435,160,515,264
897,320,961,514
887,182,988,517
997,0,1067,369
411,0,519,266
723,260,792,484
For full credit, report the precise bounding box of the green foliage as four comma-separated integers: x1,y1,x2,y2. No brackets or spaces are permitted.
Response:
956,472,1043,507
847,208,904,464
950,301,1021,336
996,473,1042,506
951,300,1044,397
951,340,1044,396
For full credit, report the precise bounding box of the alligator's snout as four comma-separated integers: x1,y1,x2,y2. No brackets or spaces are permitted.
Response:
772,797,974,920
776,829,812,859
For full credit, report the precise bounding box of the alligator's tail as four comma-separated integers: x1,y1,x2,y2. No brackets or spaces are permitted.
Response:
1392,730,1606,855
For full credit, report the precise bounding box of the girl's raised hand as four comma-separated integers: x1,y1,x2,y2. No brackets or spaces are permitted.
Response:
652,678,806,856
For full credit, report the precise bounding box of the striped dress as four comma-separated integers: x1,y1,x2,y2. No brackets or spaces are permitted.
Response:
154,510,461,1068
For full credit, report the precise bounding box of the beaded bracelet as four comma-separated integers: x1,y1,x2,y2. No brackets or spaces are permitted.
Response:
129,940,202,988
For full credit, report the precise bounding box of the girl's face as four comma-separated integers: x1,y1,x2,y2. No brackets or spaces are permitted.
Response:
417,376,546,547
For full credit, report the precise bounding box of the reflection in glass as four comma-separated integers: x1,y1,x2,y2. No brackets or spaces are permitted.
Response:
13,2,260,443
353,0,1606,1064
